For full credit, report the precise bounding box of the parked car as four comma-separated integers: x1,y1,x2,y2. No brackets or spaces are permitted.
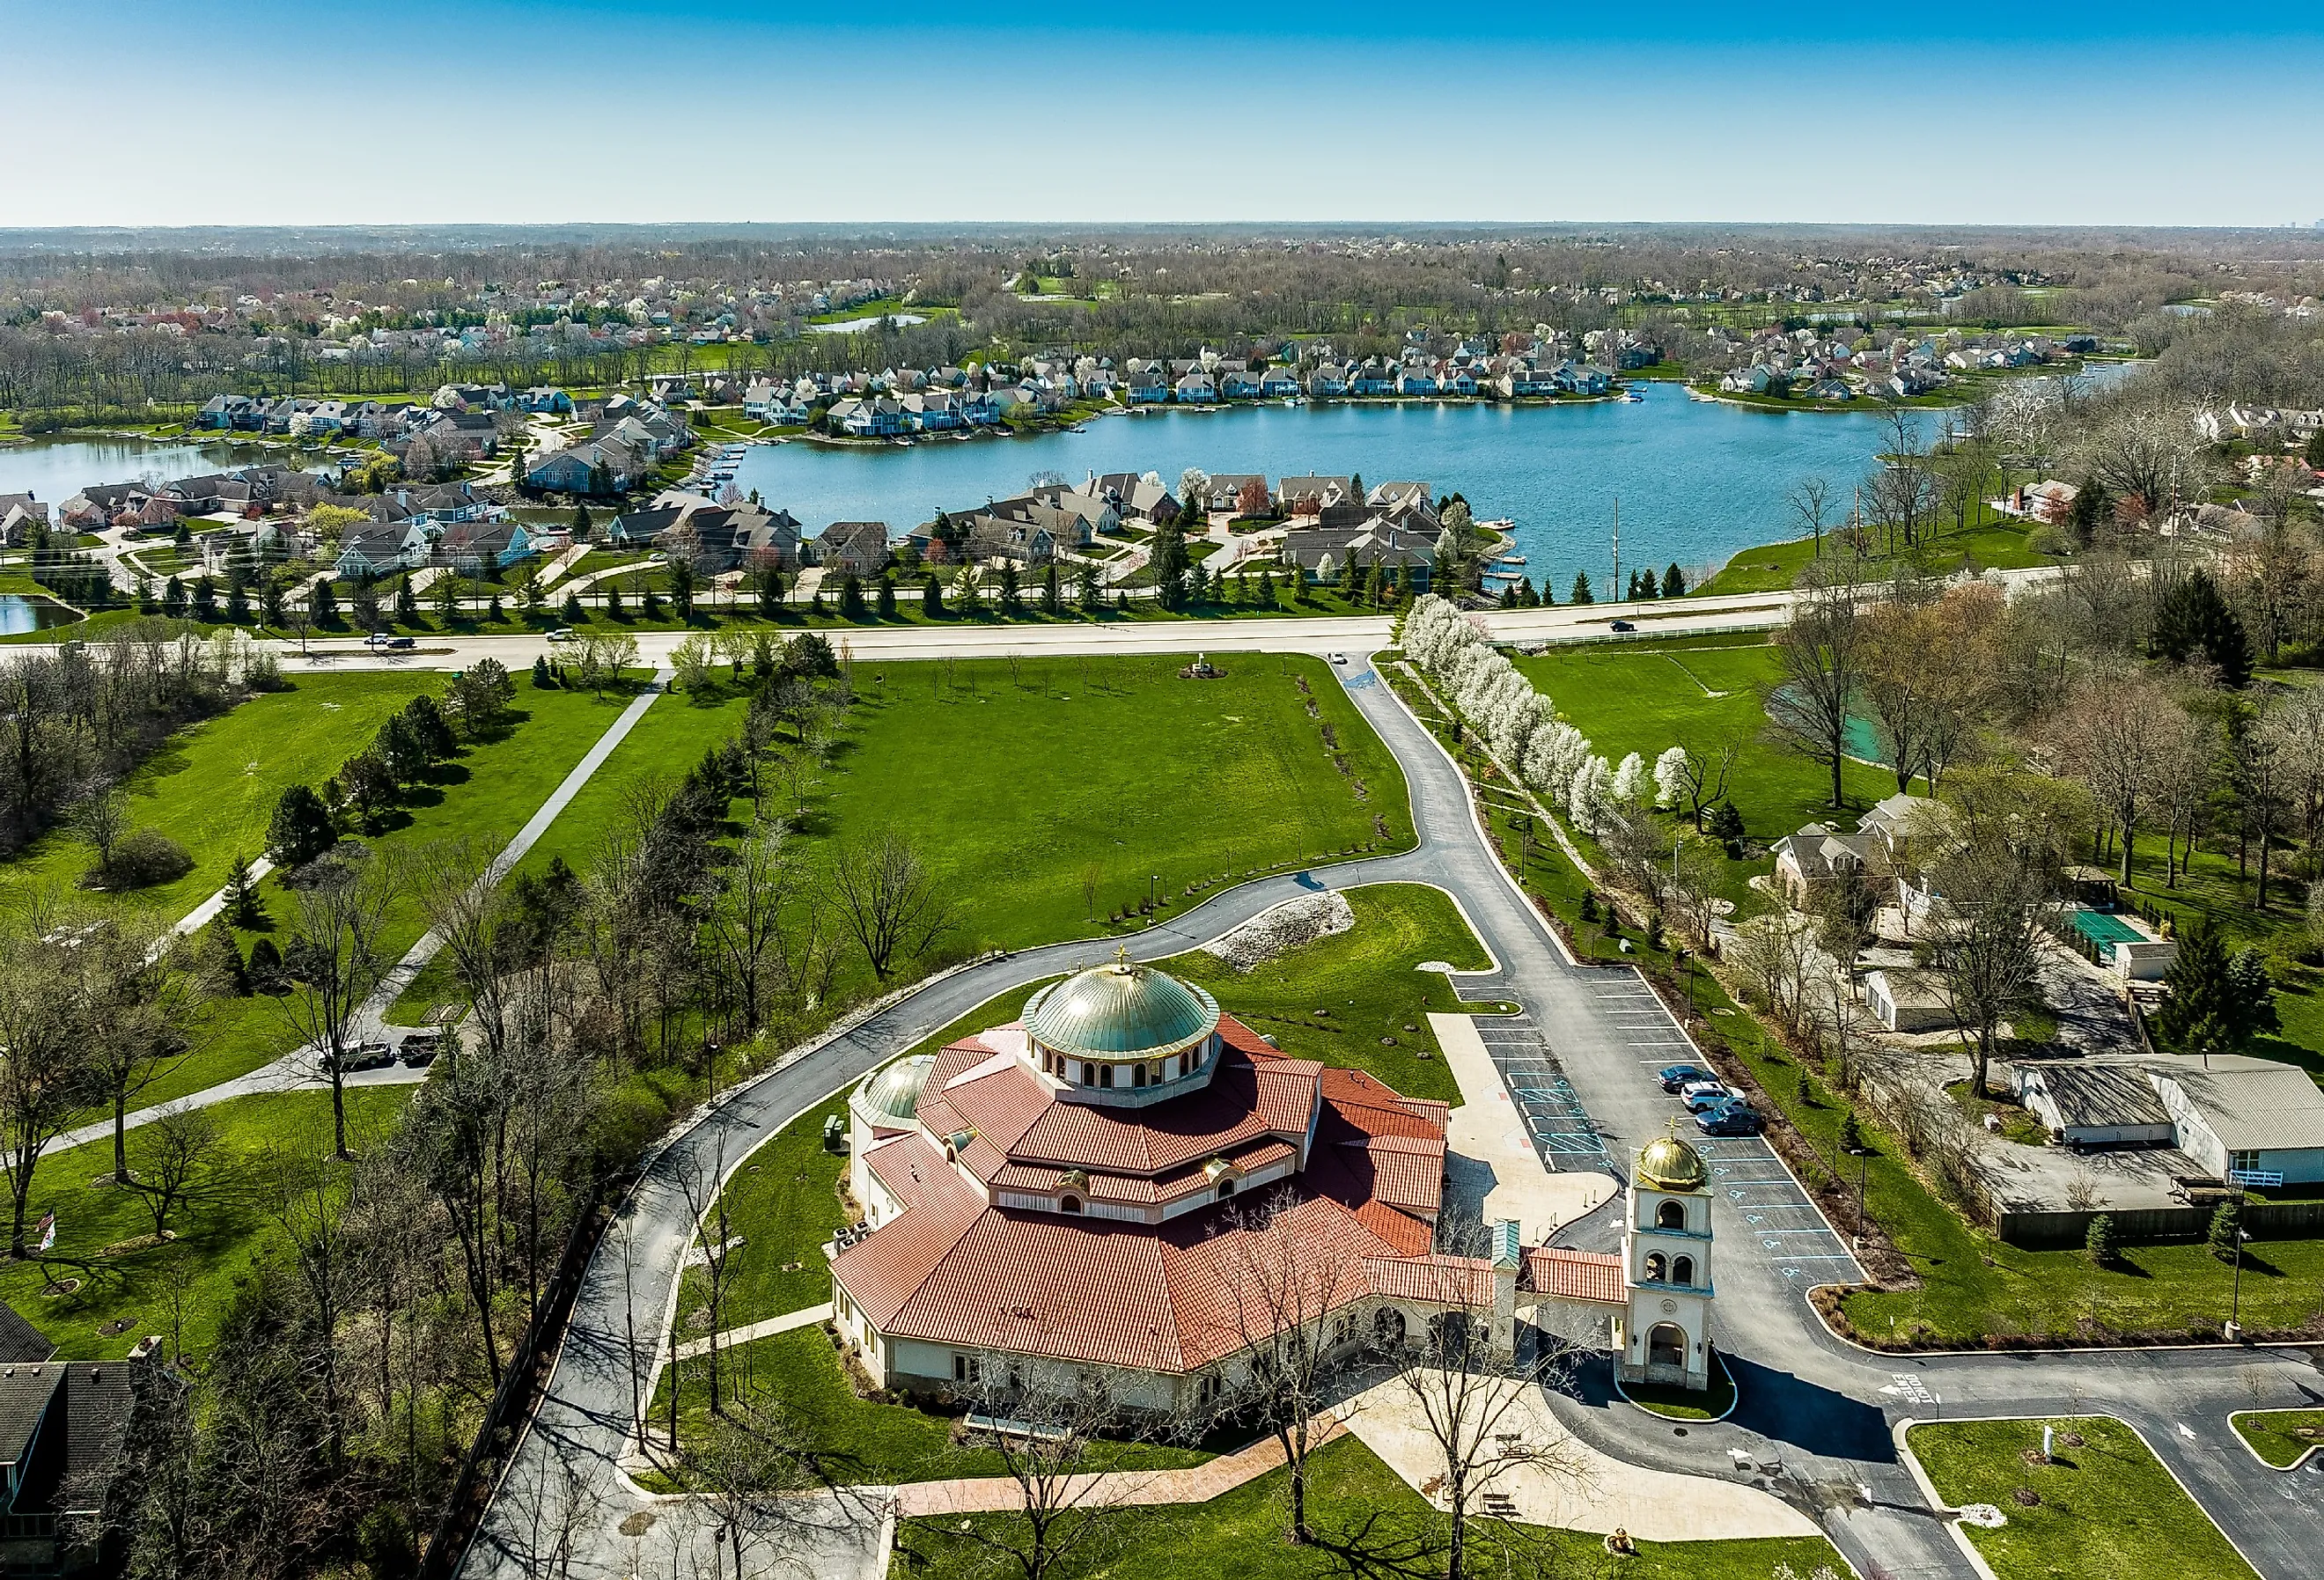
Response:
386,636,416,650
1608,619,1636,632
1658,1063,1712,1092
1697,1103,1764,1136
343,1041,396,1071
1327,652,1349,665
1680,1080,1737,1113
398,1029,444,1067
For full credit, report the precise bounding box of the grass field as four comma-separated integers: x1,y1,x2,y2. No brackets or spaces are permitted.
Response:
0,1086,415,1360
1695,508,2050,597
1511,635,1894,886
1908,1417,2258,1580
2230,1408,2324,1468
892,1433,1843,1580
0,672,434,915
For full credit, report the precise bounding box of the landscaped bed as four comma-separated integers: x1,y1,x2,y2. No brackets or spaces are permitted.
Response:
2231,1407,2324,1468
1907,1416,2259,1580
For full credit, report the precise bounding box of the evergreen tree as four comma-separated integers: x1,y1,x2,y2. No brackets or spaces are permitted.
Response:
1537,574,1554,607
2085,1212,2118,1267
562,591,584,623
642,586,664,621
1662,562,1687,598
923,573,945,617
1838,1110,1864,1153
533,654,556,688
310,577,338,626
754,562,786,617
1570,570,1594,605
2208,1199,2244,1262
2309,428,2324,470
1041,562,1061,615
669,557,697,622
224,853,263,927
998,564,1021,615
605,580,626,619
351,580,381,631
202,914,249,998
1149,517,1191,611
1257,569,1276,609
395,577,419,625
878,575,899,618
161,576,187,619
266,783,336,867
2159,917,2272,1058
839,572,867,619
573,502,593,539
2152,568,2253,687
247,936,283,989
189,576,217,622
259,576,284,627
2068,476,2113,542
224,581,251,623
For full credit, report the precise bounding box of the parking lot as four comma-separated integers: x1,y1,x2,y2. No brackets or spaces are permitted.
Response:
1584,970,1863,1289
1470,1012,1612,1171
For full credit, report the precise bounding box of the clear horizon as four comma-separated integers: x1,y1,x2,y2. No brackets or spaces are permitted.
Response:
11,2,2322,229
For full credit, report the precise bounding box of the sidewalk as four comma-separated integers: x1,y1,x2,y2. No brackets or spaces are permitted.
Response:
1345,1376,1820,1542
673,1302,830,1362
894,1417,1345,1518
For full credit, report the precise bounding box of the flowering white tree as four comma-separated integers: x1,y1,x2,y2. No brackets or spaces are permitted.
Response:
1526,724,1592,810
1610,751,1648,809
1570,755,1616,834
1652,746,1692,810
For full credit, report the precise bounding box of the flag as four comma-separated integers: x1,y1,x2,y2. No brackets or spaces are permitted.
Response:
35,1211,55,1253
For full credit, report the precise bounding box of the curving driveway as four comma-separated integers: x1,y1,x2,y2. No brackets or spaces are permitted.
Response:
463,648,2324,1580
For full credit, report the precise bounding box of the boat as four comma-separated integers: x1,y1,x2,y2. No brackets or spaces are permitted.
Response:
1493,554,1527,567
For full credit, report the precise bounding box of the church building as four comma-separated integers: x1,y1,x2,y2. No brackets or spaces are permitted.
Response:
827,956,1715,1409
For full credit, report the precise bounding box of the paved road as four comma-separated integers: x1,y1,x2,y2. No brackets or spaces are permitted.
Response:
466,625,2320,1580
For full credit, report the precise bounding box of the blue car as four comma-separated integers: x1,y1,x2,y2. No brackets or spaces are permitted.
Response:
1658,1063,1712,1092
1696,1103,1763,1136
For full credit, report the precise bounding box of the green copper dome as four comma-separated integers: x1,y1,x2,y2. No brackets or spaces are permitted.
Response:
1025,958,1220,1062
857,1053,934,1124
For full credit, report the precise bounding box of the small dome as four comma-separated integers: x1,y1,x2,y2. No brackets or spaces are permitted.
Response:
1025,958,1220,1062
1637,1133,1707,1193
857,1054,933,1125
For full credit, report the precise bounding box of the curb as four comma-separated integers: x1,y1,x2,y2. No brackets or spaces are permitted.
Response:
2225,1409,2324,1473
1610,1353,1741,1424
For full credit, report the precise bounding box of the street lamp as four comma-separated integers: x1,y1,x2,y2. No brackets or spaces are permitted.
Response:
1147,874,1161,925
2229,1228,2254,1339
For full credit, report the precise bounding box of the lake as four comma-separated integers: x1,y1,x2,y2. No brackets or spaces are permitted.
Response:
0,434,320,504
0,592,78,635
725,378,2086,587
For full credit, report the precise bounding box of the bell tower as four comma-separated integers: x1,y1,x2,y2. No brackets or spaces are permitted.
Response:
1613,1126,1715,1392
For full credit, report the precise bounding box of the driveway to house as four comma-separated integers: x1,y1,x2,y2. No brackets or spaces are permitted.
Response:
460,621,2320,1580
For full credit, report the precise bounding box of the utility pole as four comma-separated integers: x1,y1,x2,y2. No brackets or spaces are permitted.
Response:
1610,496,1621,602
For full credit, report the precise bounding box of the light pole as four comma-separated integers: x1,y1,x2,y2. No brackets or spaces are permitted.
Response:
1147,874,1160,926
2230,1228,2253,1338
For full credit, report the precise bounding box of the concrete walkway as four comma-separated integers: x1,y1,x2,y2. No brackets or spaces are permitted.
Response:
672,1302,830,1363
1346,1374,1821,1542
45,670,673,1157
894,1417,1347,1518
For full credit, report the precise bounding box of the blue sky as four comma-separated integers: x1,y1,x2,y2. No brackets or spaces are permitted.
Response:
9,2,2322,226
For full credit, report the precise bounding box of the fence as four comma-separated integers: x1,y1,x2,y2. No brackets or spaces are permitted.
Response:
1995,1197,2324,1250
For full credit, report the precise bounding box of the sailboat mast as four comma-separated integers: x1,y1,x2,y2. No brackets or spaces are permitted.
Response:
1611,496,1621,601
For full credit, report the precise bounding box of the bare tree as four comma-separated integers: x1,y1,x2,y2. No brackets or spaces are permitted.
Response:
2056,669,2183,884
271,852,397,1158
132,1103,220,1242
830,832,953,982
75,777,131,878
931,1358,1163,1580
1922,841,2051,1099
78,916,195,1182
1386,1246,1584,1580
1789,476,1833,559
672,1135,742,1419
1204,1193,1368,1546
267,1136,355,1470
1766,582,1868,810
1664,736,1740,830
0,905,95,1258
705,819,806,1040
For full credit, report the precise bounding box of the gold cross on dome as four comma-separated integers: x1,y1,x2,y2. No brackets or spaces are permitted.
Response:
1114,944,1131,970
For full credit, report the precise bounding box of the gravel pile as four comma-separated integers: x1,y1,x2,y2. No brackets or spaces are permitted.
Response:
1202,891,1356,972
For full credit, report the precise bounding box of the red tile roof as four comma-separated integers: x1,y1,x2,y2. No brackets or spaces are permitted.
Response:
1521,1246,1627,1306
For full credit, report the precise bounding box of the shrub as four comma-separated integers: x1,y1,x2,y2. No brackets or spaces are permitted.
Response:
2208,1199,2245,1263
93,828,194,890
2085,1212,2118,1267
1838,1110,1864,1153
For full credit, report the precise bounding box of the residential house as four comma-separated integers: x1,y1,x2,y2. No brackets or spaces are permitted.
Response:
1276,475,1355,514
335,522,430,578
1205,474,1268,514
1126,368,1170,404
1771,823,1885,908
1174,371,1217,403
521,386,574,414
1281,518,1436,584
2010,1055,2324,1186
1397,368,1440,397
816,519,893,577
1218,369,1267,400
1305,364,1349,397
0,1326,146,1576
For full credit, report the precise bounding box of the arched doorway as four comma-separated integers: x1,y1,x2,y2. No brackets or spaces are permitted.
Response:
1646,1323,1688,1381
1426,1312,1473,1358
1373,1307,1407,1350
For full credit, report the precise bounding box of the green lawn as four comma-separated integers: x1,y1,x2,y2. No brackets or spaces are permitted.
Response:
2231,1408,2324,1468
891,1433,1843,1580
649,1326,1209,1488
1511,635,1894,883
1695,507,2051,597
1908,1417,2258,1580
680,1097,851,1333
0,1086,415,1360
0,672,434,915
